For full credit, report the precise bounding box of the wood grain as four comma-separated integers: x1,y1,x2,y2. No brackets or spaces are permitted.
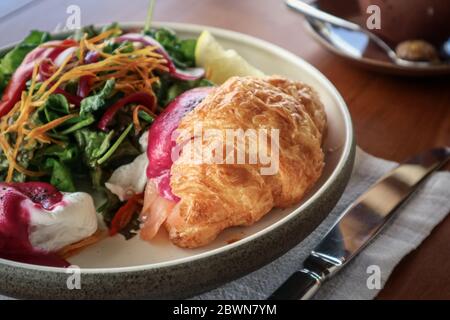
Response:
0,0,449,299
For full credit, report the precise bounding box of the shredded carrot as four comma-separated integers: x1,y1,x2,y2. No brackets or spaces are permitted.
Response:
6,65,39,133
132,104,157,133
0,134,45,180
78,34,87,62
36,53,76,98
27,114,77,140
0,134,15,182
86,28,121,44
32,133,65,146
13,165,46,177
58,230,107,259
0,30,166,181
40,42,76,49
109,193,143,236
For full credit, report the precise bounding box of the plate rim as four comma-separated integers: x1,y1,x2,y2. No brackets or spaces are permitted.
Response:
0,21,354,274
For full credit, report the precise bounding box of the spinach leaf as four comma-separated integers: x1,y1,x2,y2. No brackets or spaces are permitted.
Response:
45,94,70,114
22,30,51,46
44,158,76,192
179,39,196,64
73,25,98,41
74,128,114,167
166,78,214,104
64,79,79,96
80,79,115,116
0,30,50,74
0,69,6,93
101,22,121,36
46,132,70,142
154,74,213,107
40,94,70,123
34,144,78,164
145,28,197,68
103,40,134,55
0,147,33,182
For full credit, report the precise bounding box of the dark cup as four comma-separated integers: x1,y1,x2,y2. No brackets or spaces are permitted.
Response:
359,0,450,46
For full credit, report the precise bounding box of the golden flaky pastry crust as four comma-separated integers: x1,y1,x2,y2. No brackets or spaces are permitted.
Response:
165,76,327,248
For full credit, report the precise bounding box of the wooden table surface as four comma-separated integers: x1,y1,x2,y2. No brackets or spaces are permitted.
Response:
1,0,449,299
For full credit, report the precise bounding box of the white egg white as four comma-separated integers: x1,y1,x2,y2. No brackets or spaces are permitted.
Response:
26,192,98,252
105,130,149,201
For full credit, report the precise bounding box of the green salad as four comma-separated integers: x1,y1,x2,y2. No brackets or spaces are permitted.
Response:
0,23,211,235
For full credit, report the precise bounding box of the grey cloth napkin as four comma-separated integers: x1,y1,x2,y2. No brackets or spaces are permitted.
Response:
195,147,450,300
1,148,449,300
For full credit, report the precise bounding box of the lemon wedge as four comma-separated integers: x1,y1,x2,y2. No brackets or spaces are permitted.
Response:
195,30,265,84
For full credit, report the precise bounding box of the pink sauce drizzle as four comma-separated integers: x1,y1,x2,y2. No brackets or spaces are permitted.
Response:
146,87,213,201
0,182,69,267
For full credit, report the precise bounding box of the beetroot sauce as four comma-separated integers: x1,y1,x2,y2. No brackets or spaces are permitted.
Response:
146,87,213,201
0,182,69,267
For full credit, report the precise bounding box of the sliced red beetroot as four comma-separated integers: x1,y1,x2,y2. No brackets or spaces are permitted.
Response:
0,39,77,118
0,182,69,267
115,33,205,81
10,182,63,209
97,92,156,131
77,51,100,98
53,46,77,67
146,87,213,201
53,88,82,106
38,58,56,81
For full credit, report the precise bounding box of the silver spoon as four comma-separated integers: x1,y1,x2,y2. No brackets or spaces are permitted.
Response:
285,0,435,68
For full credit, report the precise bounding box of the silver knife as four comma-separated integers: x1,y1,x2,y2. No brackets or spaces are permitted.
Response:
269,147,450,300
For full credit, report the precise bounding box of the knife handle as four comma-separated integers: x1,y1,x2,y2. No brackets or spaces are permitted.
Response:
268,269,322,300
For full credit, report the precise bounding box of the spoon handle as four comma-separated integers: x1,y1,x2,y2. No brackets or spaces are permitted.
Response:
286,0,362,32
286,0,404,64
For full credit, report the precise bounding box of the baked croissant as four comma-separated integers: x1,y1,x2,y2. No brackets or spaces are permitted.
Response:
141,76,326,248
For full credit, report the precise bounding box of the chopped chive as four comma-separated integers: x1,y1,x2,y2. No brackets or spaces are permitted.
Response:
94,130,115,158
138,110,154,123
97,124,133,165
60,115,95,135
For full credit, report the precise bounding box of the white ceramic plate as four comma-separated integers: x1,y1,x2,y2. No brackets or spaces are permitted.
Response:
0,22,355,299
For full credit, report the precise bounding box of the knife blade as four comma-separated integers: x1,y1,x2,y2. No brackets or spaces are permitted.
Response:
269,147,450,300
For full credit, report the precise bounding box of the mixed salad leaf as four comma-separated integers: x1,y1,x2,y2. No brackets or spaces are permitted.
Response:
80,79,115,116
145,28,196,68
0,31,50,92
0,23,214,238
